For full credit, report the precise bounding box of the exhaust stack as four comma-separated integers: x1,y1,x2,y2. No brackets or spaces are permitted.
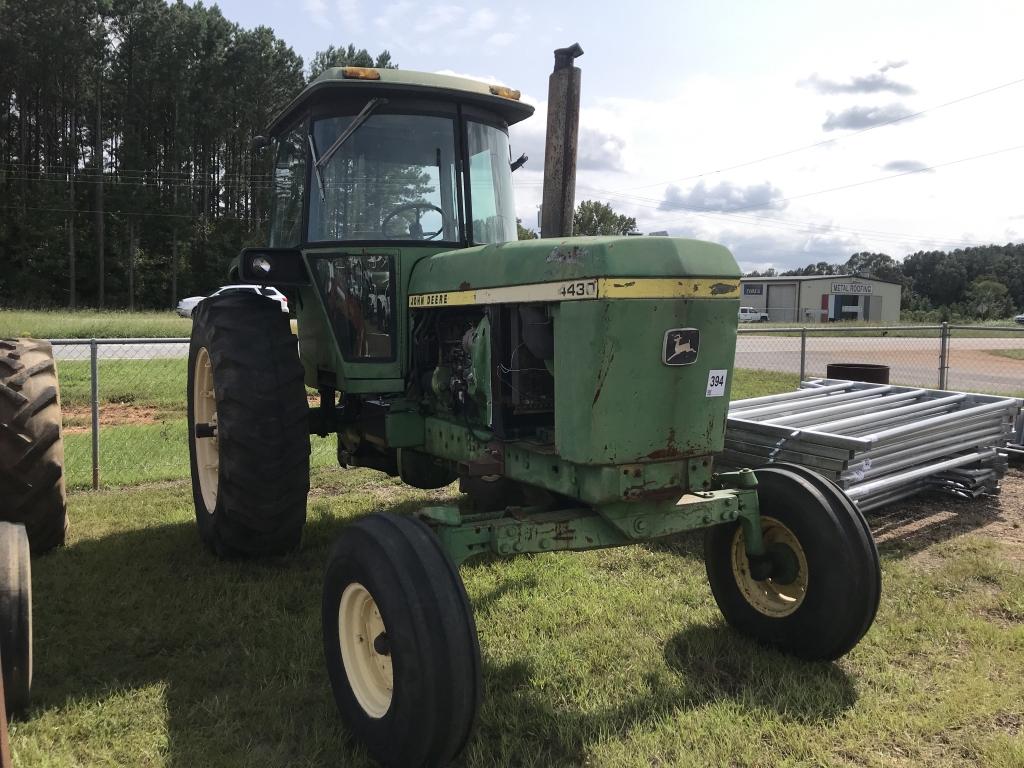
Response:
540,43,583,238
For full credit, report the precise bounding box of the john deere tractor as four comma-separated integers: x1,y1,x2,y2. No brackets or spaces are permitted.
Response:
186,56,881,766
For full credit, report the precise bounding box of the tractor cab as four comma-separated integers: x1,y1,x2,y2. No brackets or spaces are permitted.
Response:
253,67,534,387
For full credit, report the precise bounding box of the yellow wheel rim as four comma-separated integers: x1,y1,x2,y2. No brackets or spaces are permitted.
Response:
192,347,219,512
339,582,393,719
730,516,809,618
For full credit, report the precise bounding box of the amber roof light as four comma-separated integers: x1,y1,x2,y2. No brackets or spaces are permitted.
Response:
341,67,381,80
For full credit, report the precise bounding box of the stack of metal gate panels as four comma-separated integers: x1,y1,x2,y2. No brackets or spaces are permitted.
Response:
723,379,1022,512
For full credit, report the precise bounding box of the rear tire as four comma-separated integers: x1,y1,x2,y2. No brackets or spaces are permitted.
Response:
0,339,67,553
704,466,881,660
0,522,32,719
322,513,481,767
187,292,310,557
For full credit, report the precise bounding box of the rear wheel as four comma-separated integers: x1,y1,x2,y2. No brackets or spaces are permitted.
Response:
0,522,32,719
322,513,481,766
187,292,310,557
0,339,67,553
704,466,880,660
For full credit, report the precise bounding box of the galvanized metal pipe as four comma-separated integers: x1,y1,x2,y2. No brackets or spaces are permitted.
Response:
812,394,967,433
733,387,896,420
844,448,999,500
728,381,854,410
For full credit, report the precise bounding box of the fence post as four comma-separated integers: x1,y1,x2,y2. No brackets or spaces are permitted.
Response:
799,327,807,382
90,339,99,489
938,322,949,390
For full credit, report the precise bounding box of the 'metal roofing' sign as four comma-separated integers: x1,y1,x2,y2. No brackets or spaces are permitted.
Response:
831,282,872,295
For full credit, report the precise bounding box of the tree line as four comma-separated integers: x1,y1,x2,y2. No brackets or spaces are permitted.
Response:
748,244,1024,320
0,0,391,309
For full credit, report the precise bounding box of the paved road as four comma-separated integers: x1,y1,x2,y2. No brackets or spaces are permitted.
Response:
736,334,1024,394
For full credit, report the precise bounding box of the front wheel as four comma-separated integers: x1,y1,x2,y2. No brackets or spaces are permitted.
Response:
704,466,880,660
322,513,481,766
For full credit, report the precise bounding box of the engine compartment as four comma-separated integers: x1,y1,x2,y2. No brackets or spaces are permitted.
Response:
412,304,556,441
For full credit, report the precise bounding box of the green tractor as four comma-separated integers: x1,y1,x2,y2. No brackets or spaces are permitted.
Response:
186,56,880,766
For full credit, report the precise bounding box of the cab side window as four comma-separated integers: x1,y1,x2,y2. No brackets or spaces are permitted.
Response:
270,124,306,247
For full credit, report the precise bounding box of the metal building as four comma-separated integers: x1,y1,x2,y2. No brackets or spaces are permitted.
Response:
738,275,902,323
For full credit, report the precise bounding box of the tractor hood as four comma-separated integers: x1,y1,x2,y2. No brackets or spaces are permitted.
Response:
407,236,741,297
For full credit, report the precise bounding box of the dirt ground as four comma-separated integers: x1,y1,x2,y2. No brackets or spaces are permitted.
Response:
62,403,174,432
868,463,1024,563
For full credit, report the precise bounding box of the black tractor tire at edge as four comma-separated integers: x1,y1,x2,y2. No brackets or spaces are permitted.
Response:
704,465,881,660
187,292,310,557
771,462,882,645
0,339,67,553
0,521,32,719
323,513,481,767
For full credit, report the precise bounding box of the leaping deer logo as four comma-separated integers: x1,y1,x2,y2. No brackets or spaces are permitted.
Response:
664,329,699,365
667,332,693,363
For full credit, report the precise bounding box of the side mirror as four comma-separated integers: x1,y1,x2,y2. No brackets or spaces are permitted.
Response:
237,247,311,286
251,135,270,154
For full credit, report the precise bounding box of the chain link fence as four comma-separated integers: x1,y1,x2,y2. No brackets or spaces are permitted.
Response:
737,323,1024,397
55,324,1024,489
53,338,336,489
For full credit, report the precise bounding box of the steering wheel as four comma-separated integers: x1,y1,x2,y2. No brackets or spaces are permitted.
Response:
382,202,452,240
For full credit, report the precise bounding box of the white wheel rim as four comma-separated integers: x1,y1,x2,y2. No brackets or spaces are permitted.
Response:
192,347,219,512
339,582,393,718
730,516,809,618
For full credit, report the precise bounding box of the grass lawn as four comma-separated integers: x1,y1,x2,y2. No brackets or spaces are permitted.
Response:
10,467,1024,767
9,363,1024,765
0,309,192,339
58,358,188,414
989,349,1024,361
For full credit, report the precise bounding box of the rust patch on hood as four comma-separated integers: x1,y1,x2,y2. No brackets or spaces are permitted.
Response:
646,427,681,460
592,347,615,405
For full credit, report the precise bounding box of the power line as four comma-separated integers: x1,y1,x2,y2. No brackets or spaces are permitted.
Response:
714,142,1024,213
622,74,1024,191
528,141,1024,229
0,203,259,221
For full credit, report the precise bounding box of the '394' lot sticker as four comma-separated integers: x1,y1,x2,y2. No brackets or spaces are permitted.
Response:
705,370,728,397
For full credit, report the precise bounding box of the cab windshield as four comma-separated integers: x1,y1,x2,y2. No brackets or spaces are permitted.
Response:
305,113,516,245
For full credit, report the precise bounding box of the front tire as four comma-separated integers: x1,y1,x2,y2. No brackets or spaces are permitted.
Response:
187,292,310,557
322,513,481,767
0,339,67,553
0,522,32,719
704,466,881,660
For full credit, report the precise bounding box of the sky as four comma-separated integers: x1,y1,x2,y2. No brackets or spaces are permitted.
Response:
211,0,1024,272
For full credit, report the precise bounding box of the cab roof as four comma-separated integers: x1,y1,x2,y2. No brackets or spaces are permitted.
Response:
267,67,535,136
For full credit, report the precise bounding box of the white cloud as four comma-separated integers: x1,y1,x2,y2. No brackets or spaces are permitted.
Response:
486,31,516,48
466,8,497,34
336,0,361,32
661,180,786,213
305,0,330,29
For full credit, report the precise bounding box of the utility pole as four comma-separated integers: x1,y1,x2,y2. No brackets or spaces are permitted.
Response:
540,43,583,238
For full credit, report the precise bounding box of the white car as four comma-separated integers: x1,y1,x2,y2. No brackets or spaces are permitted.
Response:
176,285,289,318
738,306,769,323
1015,313,1024,325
